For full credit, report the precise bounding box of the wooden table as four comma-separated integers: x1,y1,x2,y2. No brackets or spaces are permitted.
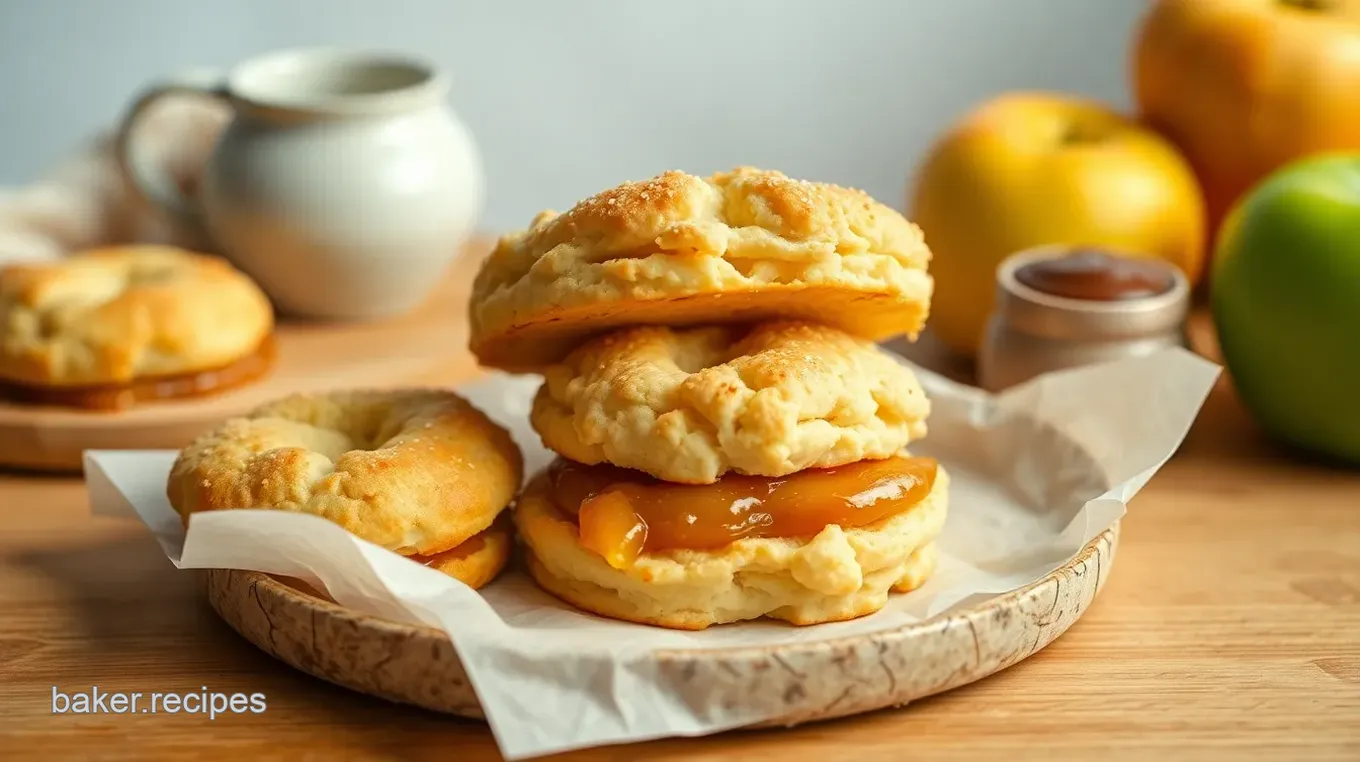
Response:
1,275,1357,761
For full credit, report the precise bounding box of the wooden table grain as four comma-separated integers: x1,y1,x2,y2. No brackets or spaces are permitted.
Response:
0,269,1357,760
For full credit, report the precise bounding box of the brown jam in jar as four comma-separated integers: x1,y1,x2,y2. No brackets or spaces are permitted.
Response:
979,245,1191,392
1014,249,1176,301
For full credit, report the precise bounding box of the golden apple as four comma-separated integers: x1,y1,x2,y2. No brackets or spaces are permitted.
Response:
1135,0,1360,241
910,92,1206,357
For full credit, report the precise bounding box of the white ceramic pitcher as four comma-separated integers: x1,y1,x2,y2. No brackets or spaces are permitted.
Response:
115,48,485,320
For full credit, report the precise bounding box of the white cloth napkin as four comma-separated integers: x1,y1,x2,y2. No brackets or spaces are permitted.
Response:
0,97,227,267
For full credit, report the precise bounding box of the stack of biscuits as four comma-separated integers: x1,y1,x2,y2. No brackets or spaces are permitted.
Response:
469,167,948,630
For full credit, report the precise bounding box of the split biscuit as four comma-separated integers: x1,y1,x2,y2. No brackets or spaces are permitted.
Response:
532,321,930,484
419,514,515,590
514,462,948,629
0,245,274,393
470,166,934,371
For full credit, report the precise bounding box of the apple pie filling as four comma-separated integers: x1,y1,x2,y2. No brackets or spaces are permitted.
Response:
548,455,939,569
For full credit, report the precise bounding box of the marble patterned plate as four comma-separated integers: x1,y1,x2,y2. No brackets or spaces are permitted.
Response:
206,526,1116,726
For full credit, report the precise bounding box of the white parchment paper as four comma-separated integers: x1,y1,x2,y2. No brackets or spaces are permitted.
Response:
85,347,1219,759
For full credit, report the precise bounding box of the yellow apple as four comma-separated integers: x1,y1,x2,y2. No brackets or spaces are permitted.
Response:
910,92,1206,358
1135,0,1360,244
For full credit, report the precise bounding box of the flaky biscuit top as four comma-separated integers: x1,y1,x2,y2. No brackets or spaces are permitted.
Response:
167,389,524,556
469,167,934,369
483,167,931,287
533,321,931,483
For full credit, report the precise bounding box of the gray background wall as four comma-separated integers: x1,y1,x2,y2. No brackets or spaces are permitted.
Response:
0,0,1147,232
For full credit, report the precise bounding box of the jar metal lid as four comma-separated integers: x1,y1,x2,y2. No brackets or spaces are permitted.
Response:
993,245,1191,341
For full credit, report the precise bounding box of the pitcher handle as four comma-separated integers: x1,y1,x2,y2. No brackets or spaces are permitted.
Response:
114,68,229,225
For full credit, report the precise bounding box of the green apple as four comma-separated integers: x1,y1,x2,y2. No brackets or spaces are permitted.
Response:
1213,153,1360,465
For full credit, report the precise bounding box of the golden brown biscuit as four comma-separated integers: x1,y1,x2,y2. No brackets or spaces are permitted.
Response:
418,515,514,589
514,462,947,630
168,390,524,573
0,245,274,390
533,321,931,484
469,167,934,371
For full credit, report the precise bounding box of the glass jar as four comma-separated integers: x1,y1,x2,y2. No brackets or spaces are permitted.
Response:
977,245,1191,392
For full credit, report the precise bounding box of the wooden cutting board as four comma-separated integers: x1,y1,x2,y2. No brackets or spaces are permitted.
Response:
0,249,482,472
